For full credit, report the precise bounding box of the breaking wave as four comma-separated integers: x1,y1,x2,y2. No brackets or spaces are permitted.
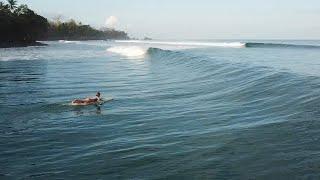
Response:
116,40,246,48
107,46,148,57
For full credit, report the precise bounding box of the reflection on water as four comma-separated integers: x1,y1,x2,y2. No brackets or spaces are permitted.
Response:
72,105,103,116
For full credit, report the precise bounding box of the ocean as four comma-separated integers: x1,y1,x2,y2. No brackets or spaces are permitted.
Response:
1,40,320,179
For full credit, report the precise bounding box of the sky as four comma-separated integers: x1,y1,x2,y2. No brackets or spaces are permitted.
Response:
18,0,320,39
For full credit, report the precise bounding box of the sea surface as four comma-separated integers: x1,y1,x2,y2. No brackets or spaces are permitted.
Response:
1,40,320,179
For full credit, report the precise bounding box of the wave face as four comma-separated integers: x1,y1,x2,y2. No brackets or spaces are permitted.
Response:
1,40,320,179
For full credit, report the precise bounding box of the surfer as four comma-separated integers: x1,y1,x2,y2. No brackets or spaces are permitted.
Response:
72,92,102,105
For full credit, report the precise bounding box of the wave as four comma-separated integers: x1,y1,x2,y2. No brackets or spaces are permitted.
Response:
140,47,320,128
58,40,80,44
245,42,320,49
107,46,148,57
116,40,246,48
116,40,320,49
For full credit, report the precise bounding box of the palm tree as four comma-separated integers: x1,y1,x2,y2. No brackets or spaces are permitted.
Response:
0,1,9,11
7,0,17,10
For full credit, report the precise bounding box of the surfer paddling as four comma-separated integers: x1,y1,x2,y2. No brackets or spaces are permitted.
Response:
72,92,102,106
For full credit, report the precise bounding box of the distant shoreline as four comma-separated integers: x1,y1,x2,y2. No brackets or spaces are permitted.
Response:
0,41,47,48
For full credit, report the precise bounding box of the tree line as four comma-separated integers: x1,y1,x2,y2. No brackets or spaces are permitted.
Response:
0,0,129,47
47,19,129,41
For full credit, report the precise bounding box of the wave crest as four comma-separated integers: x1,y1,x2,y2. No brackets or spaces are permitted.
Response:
116,40,246,48
58,40,80,44
107,46,147,57
245,42,320,49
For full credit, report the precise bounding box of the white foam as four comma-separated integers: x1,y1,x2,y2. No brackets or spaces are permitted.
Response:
59,40,80,44
116,40,246,48
107,46,147,57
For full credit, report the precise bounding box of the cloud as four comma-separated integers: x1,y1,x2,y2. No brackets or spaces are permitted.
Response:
105,16,118,29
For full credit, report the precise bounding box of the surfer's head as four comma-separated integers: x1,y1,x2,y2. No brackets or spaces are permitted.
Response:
96,92,101,97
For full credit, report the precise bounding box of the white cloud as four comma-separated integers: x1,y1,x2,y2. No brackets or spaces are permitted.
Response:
105,16,118,29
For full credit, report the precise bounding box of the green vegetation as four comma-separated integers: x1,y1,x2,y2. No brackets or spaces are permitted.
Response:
0,0,48,47
47,19,129,41
0,0,129,48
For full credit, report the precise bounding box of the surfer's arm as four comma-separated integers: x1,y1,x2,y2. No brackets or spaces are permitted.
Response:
88,97,102,102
